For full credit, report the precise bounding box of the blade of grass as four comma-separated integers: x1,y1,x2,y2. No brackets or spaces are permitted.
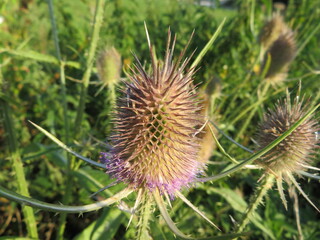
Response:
28,120,106,169
0,49,81,69
190,18,226,70
0,72,38,239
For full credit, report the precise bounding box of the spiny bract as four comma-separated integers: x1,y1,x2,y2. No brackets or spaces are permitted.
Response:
100,30,206,196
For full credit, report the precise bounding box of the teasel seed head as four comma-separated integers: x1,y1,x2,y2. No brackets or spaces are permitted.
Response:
100,30,206,196
256,93,319,175
96,46,122,87
263,30,297,84
258,14,288,50
196,77,221,163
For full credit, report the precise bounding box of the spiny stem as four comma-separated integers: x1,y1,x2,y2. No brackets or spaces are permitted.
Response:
136,192,153,240
289,185,303,240
74,0,106,138
47,0,72,238
236,174,275,233
0,72,39,239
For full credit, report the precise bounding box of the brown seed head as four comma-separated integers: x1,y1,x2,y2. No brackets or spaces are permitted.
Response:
259,14,288,50
101,30,206,196
256,94,319,175
264,30,297,83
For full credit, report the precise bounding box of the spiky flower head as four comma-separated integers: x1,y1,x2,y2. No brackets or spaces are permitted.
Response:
100,30,206,196
256,93,319,175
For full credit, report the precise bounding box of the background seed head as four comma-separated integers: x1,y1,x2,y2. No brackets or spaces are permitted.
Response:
258,14,288,50
256,95,319,175
96,46,122,87
264,30,297,82
101,32,206,196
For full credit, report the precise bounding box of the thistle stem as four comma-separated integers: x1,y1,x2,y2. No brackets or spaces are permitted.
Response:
0,72,39,239
47,1,73,238
74,0,106,138
0,185,133,213
136,192,153,240
236,174,275,233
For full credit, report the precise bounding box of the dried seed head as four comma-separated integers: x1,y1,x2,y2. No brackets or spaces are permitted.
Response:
100,30,206,196
256,94,319,175
205,76,222,98
259,14,288,50
96,46,122,86
196,79,221,163
263,30,296,84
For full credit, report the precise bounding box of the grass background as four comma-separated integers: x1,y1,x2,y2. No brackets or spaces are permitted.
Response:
0,0,319,239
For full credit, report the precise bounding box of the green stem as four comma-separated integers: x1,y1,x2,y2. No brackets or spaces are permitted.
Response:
47,1,72,238
136,192,153,240
0,185,133,213
236,174,275,233
74,0,106,138
0,72,39,239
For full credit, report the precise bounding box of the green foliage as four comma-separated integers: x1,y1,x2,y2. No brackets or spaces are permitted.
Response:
1,0,320,239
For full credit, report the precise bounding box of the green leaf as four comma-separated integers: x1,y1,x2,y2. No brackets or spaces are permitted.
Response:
190,18,226,69
74,208,125,240
28,121,106,169
209,188,276,240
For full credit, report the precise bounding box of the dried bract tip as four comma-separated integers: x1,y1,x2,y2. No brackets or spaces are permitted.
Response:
256,94,319,175
100,31,206,196
96,46,122,86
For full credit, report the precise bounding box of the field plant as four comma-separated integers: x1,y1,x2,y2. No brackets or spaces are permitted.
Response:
0,0,320,239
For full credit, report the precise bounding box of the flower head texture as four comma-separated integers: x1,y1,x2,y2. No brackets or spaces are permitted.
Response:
100,30,206,196
256,94,319,174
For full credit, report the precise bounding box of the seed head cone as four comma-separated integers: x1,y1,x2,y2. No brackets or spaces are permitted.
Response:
259,14,288,50
256,95,319,174
96,46,121,86
264,30,296,79
100,32,206,195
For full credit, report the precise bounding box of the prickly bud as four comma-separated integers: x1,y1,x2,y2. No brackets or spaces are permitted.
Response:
256,94,319,174
100,31,206,196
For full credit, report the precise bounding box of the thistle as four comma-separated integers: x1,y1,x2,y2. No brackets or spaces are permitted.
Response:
256,91,320,211
236,92,319,234
98,28,228,238
100,29,207,197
